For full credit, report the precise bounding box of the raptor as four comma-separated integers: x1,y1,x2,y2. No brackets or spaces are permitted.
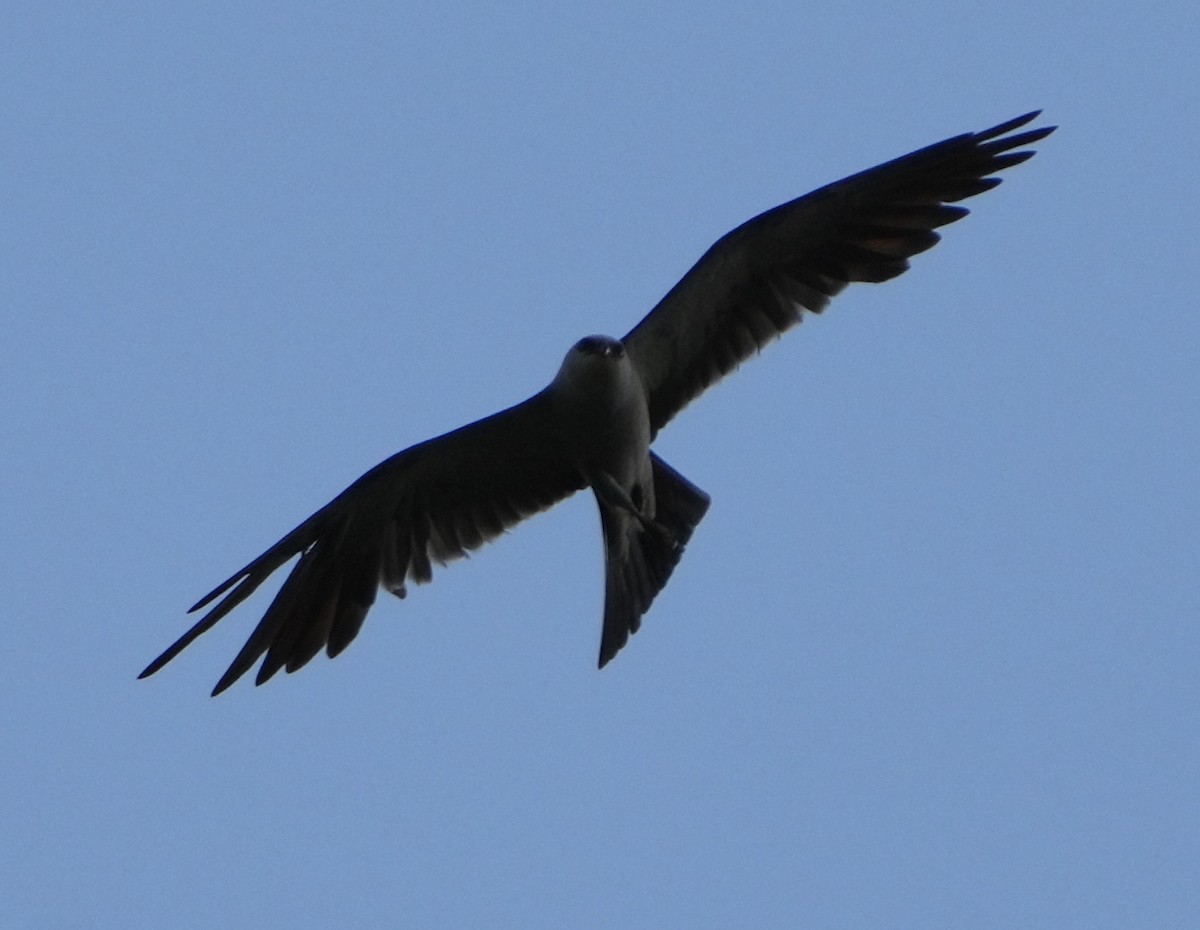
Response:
141,111,1054,695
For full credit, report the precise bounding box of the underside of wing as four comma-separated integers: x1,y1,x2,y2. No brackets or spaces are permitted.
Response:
623,111,1055,434
140,390,586,695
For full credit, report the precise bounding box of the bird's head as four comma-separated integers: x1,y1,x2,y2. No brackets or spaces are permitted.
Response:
551,335,634,397
572,335,625,359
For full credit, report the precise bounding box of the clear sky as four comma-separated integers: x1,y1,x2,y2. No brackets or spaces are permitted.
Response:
4,2,1197,927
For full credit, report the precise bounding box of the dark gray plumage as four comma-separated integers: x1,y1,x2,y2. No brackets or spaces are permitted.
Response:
140,111,1054,695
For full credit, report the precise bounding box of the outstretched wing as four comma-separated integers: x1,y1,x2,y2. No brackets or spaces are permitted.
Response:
623,111,1055,435
140,390,586,695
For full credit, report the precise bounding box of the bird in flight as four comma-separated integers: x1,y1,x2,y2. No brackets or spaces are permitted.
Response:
141,111,1054,695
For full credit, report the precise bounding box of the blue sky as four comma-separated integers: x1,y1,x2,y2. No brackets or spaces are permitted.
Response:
4,2,1197,926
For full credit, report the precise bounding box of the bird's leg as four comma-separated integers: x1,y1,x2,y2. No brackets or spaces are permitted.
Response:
590,471,675,542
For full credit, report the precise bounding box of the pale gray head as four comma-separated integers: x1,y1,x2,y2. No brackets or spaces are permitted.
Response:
554,335,627,385
573,335,625,359
552,334,641,405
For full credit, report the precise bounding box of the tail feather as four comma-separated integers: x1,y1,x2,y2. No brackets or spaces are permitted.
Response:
597,453,711,667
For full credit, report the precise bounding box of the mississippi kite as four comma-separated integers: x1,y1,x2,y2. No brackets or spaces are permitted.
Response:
141,111,1054,695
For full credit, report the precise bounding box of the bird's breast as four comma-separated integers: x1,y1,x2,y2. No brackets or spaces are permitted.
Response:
548,345,652,487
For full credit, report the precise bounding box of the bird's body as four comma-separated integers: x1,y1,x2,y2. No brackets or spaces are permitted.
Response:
141,112,1054,695
551,336,653,506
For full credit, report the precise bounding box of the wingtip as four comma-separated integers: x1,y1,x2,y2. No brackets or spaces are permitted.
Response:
210,673,237,698
138,644,180,681
210,651,257,696
1001,109,1041,130
977,110,1054,144
208,651,270,697
188,587,223,614
187,569,249,613
1024,108,1059,136
1007,110,1041,131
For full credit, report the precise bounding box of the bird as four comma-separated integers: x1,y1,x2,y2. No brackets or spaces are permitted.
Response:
140,111,1054,695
